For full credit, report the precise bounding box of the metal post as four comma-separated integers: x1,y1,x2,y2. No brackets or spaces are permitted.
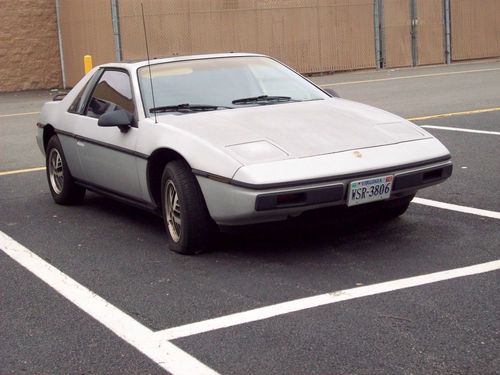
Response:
374,0,382,69
410,0,418,67
55,0,66,88
444,0,451,64
374,0,385,68
111,0,122,62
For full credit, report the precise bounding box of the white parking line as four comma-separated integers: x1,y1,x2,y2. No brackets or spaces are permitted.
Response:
0,111,40,118
421,125,500,136
154,260,500,341
0,231,219,375
320,67,500,87
412,198,500,219
0,167,46,176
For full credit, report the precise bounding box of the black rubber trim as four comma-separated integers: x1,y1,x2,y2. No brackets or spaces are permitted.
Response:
393,162,453,191
192,168,232,184
255,184,344,211
74,179,160,214
68,70,103,115
55,129,73,137
54,129,149,159
193,155,451,190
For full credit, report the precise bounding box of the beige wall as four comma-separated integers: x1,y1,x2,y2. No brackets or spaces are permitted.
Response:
2,0,499,91
0,0,62,92
383,0,445,68
383,0,412,68
416,0,444,65
451,0,500,61
59,0,116,87
118,0,376,75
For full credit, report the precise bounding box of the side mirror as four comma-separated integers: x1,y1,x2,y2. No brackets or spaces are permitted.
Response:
324,88,340,98
98,109,133,132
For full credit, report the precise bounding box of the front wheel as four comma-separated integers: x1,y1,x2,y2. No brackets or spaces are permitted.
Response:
161,160,216,254
46,135,85,205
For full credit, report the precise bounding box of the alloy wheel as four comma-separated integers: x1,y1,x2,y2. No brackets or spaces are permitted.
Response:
48,148,64,195
165,180,182,243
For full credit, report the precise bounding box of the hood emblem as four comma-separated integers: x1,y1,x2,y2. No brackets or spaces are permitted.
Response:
353,151,363,158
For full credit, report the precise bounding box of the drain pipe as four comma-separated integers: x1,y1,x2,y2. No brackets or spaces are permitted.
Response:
444,0,451,64
111,0,123,62
55,0,66,89
374,0,382,69
410,0,418,67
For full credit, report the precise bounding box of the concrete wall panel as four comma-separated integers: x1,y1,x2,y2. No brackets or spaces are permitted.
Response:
451,0,500,61
416,0,445,65
119,0,376,75
59,0,116,87
383,0,412,68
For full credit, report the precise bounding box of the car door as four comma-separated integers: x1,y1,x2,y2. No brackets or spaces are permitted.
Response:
73,69,144,200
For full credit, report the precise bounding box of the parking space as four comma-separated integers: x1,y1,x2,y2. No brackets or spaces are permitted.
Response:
173,272,499,375
412,110,500,133
0,61,499,374
1,174,499,331
0,252,164,374
413,115,500,211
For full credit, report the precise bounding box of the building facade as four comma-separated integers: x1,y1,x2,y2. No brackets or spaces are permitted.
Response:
1,0,499,92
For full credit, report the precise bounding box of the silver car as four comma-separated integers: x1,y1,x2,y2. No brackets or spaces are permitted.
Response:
36,53,452,254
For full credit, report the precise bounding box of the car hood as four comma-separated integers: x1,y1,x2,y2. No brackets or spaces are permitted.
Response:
157,98,431,165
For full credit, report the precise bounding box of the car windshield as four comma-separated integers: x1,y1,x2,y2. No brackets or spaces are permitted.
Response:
137,56,328,116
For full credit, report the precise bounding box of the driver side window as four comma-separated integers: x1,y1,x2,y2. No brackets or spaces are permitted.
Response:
86,70,135,119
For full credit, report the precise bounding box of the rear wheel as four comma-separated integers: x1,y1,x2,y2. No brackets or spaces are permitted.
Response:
46,135,85,205
161,160,216,254
381,195,414,220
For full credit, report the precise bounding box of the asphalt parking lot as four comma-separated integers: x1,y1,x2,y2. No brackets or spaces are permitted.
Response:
1,60,499,374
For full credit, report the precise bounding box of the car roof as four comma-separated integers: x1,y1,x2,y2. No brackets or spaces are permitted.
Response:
98,52,266,70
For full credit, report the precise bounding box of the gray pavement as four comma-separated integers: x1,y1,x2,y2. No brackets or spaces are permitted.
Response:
0,113,43,171
311,59,500,118
175,272,499,375
0,252,164,375
0,61,499,374
415,114,500,211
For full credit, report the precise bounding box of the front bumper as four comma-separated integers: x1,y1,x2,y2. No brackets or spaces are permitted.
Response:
197,158,452,226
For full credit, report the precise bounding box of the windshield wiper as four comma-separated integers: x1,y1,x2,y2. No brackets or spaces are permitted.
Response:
150,104,231,114
232,95,293,105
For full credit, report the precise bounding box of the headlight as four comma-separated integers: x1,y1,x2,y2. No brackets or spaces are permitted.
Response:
225,140,289,163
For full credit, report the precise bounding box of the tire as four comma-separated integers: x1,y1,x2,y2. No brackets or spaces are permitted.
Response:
46,135,86,205
381,194,414,220
161,159,216,254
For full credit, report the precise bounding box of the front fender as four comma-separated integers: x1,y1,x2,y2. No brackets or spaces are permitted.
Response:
136,119,243,179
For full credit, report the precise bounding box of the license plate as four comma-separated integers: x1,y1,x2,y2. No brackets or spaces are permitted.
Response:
347,175,393,207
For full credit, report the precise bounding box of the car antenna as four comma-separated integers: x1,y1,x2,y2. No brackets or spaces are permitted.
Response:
141,3,157,124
